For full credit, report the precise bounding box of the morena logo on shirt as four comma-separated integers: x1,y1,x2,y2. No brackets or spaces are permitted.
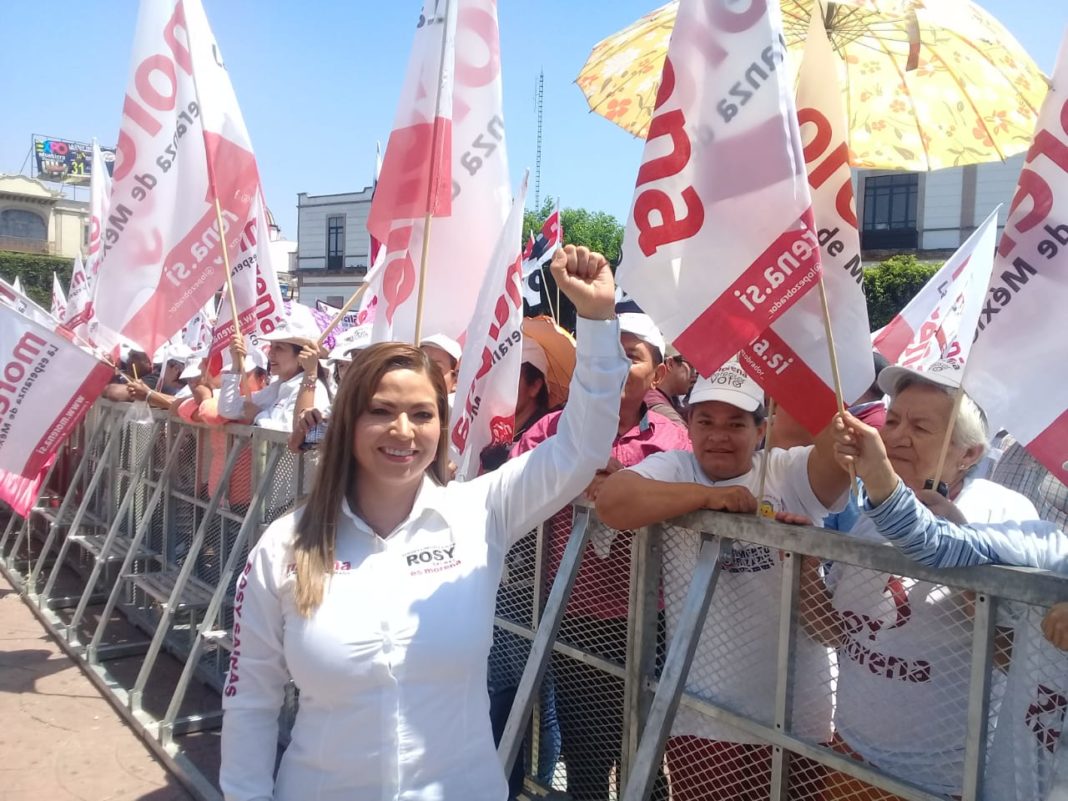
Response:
404,545,461,576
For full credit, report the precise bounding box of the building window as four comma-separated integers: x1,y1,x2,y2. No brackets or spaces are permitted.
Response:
861,173,918,249
327,215,345,270
0,209,47,242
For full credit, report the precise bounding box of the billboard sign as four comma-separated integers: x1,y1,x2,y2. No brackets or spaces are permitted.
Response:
32,136,115,184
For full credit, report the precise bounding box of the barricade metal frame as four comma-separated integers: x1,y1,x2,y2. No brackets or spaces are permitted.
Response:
2,399,1067,801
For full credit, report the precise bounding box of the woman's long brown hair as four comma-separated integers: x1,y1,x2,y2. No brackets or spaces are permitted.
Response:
292,343,450,616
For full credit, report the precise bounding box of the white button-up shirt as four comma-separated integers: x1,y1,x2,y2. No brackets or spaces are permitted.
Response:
219,372,331,431
220,317,627,801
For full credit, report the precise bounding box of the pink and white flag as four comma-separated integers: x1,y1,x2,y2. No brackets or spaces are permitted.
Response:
738,9,873,435
450,172,528,481
0,303,113,479
50,272,68,321
66,141,113,341
0,456,55,518
207,194,286,362
91,0,261,359
966,33,1068,484
873,208,1000,378
367,0,511,344
616,0,820,377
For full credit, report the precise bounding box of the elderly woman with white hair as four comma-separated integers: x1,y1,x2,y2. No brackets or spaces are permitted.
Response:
815,358,1039,800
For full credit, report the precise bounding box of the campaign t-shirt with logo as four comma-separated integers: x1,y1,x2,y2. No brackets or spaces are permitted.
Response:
219,317,629,801
830,478,1038,796
629,446,842,743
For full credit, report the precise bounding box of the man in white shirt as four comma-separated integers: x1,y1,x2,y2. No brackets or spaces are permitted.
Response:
597,360,849,801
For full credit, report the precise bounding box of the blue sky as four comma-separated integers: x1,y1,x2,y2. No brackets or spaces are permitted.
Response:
1,1,1064,238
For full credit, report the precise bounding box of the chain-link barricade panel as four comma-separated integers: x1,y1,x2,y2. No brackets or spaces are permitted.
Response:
264,443,302,525
544,508,672,801
658,522,786,801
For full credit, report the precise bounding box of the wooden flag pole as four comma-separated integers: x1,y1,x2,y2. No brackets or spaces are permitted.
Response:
413,211,436,345
318,282,371,346
540,263,559,324
756,398,777,518
931,388,965,490
815,273,858,496
212,197,242,338
411,0,454,346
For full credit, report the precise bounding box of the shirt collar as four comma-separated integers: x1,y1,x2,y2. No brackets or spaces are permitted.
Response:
340,473,450,540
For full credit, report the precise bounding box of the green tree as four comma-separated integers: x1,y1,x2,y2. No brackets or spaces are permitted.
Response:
863,254,941,330
522,198,625,331
0,251,74,310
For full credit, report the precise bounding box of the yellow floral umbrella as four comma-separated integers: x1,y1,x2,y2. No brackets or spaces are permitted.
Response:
577,0,1048,170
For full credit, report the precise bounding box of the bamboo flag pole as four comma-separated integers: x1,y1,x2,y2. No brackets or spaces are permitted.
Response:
755,398,777,518
930,383,967,496
411,0,454,346
540,263,559,324
317,282,371,346
212,197,242,337
815,273,858,496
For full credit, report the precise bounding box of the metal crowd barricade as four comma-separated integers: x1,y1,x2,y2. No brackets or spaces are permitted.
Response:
4,403,1068,801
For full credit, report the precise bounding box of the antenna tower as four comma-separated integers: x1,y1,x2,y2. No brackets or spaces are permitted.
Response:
535,69,544,210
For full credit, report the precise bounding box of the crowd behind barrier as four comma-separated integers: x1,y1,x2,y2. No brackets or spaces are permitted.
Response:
1,400,1066,801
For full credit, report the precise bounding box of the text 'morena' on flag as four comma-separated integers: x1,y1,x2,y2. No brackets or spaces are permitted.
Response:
91,0,262,359
615,0,822,378
737,7,873,436
965,30,1068,483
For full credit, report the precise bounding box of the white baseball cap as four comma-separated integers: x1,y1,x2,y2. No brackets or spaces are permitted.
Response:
262,310,322,348
420,333,462,364
689,360,764,413
618,312,666,356
521,337,548,375
878,358,963,396
327,325,373,363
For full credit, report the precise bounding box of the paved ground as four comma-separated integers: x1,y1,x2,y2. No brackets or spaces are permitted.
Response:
0,574,194,801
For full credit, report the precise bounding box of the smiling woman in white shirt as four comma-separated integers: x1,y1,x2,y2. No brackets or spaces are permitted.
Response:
218,315,333,432
219,246,628,801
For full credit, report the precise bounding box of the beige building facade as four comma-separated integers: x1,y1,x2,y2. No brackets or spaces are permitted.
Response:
0,174,88,259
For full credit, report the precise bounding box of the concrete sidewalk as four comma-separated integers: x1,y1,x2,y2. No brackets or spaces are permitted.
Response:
0,574,193,801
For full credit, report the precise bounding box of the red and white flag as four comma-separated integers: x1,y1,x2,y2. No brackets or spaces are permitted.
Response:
368,141,385,267
738,10,873,435
616,0,820,377
91,0,261,359
66,141,113,341
450,173,528,481
966,33,1068,483
0,456,55,518
367,0,511,344
50,272,68,322
207,193,287,363
0,304,113,479
873,208,1000,379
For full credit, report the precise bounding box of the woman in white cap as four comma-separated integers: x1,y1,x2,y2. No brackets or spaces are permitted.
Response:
288,325,373,453
816,359,1038,800
220,246,628,801
597,358,848,801
219,315,332,432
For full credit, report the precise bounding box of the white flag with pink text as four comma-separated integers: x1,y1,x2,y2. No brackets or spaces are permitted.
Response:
207,193,287,362
66,141,112,342
50,272,68,322
0,304,112,479
738,9,873,435
91,0,262,359
966,33,1068,484
616,0,820,378
367,0,510,344
873,208,1000,381
449,173,528,481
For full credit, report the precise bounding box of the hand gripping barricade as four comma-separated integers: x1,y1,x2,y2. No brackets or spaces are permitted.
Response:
2,410,1068,801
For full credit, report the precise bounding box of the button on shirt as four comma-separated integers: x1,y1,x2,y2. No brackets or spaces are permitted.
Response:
220,317,628,801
